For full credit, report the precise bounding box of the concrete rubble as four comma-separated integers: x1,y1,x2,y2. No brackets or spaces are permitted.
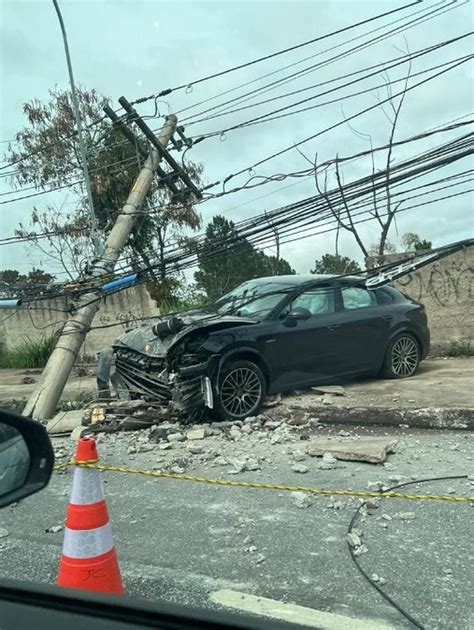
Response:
307,438,398,464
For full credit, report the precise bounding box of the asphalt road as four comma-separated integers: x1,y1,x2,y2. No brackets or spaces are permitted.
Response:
0,424,472,630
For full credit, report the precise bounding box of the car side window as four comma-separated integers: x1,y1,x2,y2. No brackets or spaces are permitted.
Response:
289,286,335,316
342,286,377,310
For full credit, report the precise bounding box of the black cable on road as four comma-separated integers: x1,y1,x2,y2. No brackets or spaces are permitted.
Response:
347,475,468,630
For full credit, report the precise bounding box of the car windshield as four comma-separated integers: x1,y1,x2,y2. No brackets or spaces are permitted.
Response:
208,280,294,318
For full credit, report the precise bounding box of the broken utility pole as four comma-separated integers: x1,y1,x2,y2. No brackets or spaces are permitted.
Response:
23,112,179,420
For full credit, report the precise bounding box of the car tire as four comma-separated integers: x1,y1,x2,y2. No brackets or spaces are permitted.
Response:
381,333,420,379
213,359,267,421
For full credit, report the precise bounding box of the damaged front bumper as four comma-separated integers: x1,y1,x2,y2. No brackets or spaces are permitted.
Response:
97,346,217,418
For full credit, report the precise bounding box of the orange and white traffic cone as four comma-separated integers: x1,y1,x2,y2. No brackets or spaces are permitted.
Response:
57,437,124,594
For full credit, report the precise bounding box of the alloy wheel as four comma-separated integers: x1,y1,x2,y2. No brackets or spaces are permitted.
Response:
220,367,262,417
391,336,419,377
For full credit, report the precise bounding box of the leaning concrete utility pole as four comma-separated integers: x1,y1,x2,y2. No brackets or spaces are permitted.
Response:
23,115,178,420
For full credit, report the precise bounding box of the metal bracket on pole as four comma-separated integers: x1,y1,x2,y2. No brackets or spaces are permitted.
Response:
103,105,181,198
118,96,203,200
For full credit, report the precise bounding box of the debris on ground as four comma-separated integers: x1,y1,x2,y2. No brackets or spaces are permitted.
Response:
20,376,36,384
0,528,9,538
317,453,338,470
307,438,397,464
263,393,282,408
346,532,361,547
311,385,346,396
291,491,313,509
291,463,309,474
45,525,63,533
47,410,86,434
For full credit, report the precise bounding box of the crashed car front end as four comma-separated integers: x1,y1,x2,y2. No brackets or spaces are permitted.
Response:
97,313,255,420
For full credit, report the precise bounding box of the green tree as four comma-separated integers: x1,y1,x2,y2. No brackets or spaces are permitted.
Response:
0,268,55,298
194,215,294,301
311,254,361,275
7,87,202,297
401,232,432,252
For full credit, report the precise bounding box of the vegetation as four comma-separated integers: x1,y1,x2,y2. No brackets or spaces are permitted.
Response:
193,215,294,301
436,339,473,357
311,254,361,275
6,87,203,299
0,335,58,369
401,232,432,252
0,268,56,298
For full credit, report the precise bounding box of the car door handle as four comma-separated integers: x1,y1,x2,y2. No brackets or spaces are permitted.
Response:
327,324,341,331
382,315,392,322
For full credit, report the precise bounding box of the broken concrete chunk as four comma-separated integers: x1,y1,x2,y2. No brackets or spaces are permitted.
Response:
45,525,63,534
288,412,308,426
346,532,361,547
186,442,204,455
167,432,186,443
186,427,212,441
47,410,85,434
229,459,247,474
0,528,9,538
291,491,312,509
291,463,309,474
318,453,338,470
311,385,346,396
159,442,174,450
255,553,266,564
367,481,384,491
307,438,397,464
263,393,281,408
321,395,334,406
150,423,180,442
229,426,242,440
264,420,281,430
353,544,369,556
291,449,306,462
244,459,261,472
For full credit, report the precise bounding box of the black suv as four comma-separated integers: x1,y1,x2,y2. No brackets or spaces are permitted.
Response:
99,274,430,421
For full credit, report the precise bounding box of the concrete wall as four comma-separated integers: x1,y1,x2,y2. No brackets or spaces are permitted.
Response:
367,245,473,352
0,285,159,360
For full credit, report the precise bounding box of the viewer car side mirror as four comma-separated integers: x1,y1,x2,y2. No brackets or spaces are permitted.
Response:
0,409,54,508
283,307,312,326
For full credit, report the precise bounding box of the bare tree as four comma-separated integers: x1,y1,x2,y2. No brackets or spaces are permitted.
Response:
15,203,93,280
314,52,412,258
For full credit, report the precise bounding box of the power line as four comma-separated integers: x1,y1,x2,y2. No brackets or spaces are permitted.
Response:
185,34,472,132
180,2,459,126
197,54,472,139
205,55,473,195
128,0,421,107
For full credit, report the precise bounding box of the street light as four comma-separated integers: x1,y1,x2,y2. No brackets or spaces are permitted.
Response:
52,0,101,259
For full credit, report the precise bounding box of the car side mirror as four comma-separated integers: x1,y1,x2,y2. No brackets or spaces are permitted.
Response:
283,307,312,326
0,409,54,508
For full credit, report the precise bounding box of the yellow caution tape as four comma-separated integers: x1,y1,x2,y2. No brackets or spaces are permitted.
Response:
52,460,473,504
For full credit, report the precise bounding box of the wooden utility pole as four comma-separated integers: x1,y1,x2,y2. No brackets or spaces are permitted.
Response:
23,115,178,420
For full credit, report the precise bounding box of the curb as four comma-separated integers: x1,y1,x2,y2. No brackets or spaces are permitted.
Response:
286,405,473,430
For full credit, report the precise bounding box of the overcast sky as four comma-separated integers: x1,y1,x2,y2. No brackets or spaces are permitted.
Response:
1,0,473,278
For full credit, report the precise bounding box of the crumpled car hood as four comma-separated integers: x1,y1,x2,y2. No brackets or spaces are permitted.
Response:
113,311,258,357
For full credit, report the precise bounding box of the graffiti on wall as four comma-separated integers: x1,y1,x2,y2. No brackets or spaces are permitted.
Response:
98,310,141,331
397,258,473,307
